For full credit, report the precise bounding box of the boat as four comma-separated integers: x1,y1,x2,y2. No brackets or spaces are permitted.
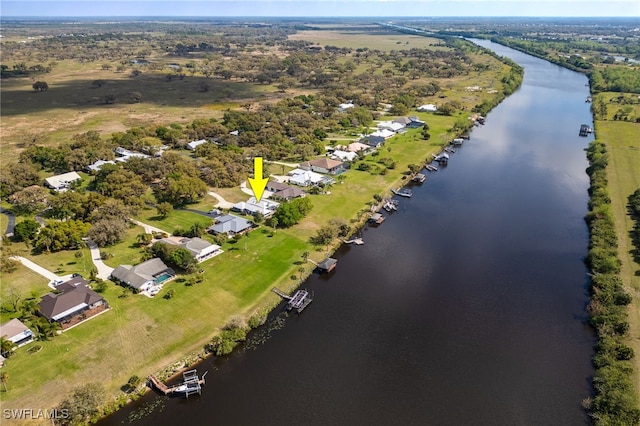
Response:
391,188,413,198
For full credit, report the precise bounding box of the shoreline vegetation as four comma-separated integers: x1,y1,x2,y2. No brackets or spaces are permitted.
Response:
0,23,524,425
479,33,640,424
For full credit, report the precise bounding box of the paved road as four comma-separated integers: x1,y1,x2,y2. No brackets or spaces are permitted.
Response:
0,207,16,237
10,256,72,287
85,239,115,280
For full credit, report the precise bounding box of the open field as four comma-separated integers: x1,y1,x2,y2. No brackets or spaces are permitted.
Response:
289,30,449,51
597,118,640,389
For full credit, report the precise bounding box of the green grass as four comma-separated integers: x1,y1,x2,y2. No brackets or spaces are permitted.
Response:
135,207,213,235
596,118,640,395
288,30,450,51
100,225,148,269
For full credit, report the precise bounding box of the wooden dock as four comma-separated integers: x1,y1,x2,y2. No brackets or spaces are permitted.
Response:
412,173,426,183
148,369,207,398
369,212,385,224
425,164,438,172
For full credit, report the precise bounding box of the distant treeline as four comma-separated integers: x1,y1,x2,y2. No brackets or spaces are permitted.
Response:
584,140,640,425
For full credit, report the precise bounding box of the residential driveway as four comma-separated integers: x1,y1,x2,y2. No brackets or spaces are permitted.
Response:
85,239,114,280
207,191,235,209
265,160,299,168
240,181,254,196
0,208,16,237
10,256,72,287
129,218,171,235
180,208,220,219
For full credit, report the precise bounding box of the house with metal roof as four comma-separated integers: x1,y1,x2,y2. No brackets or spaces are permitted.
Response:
38,276,109,329
208,214,253,236
0,319,34,348
111,258,176,293
300,158,346,175
159,236,222,263
44,171,82,192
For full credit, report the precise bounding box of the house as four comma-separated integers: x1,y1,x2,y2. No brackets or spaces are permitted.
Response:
300,158,345,175
331,150,358,162
208,214,253,236
159,236,223,263
232,197,280,218
369,129,395,139
187,139,208,150
347,142,372,153
111,258,176,293
407,116,426,128
338,102,355,112
288,169,332,187
38,276,109,329
0,319,34,348
417,104,438,112
362,135,386,148
393,117,412,126
85,160,116,173
265,181,306,200
376,121,405,132
114,147,150,162
44,171,81,192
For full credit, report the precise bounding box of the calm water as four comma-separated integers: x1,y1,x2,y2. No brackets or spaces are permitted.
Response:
101,39,595,426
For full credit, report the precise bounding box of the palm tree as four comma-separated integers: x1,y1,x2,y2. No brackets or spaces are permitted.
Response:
0,337,14,359
0,371,9,392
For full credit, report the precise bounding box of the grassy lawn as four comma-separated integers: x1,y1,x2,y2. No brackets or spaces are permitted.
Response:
597,118,640,390
100,225,148,269
135,207,213,235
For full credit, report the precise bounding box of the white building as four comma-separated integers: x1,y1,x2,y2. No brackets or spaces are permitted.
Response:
159,236,222,263
417,104,438,112
331,150,358,162
232,197,280,217
288,169,329,187
187,139,208,150
369,129,395,139
44,171,81,192
376,121,405,132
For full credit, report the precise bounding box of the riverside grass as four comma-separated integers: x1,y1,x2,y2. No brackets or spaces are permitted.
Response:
595,117,640,399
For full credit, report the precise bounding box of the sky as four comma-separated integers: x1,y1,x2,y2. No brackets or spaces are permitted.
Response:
1,0,639,17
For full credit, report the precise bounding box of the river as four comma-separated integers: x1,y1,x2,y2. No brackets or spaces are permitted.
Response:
99,39,595,426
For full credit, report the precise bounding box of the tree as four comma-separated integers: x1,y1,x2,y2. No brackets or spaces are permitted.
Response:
13,219,40,245
57,383,104,425
8,185,49,215
34,220,90,252
312,224,337,249
88,218,128,247
156,202,173,219
154,174,207,206
136,232,152,247
102,94,116,104
0,337,14,359
32,81,48,92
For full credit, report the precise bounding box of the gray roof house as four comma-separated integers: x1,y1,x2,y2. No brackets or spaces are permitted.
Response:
111,258,176,293
38,277,109,329
0,319,34,348
208,214,253,236
159,236,222,263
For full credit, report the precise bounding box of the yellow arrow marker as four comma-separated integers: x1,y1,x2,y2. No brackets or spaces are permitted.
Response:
248,157,269,202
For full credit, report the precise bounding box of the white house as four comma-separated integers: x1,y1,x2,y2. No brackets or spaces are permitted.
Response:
187,139,208,150
232,197,280,218
159,236,222,263
85,160,116,173
369,129,395,139
338,102,355,112
376,121,405,132
331,150,358,162
114,147,150,162
0,319,34,348
417,104,438,112
44,171,81,192
288,169,329,187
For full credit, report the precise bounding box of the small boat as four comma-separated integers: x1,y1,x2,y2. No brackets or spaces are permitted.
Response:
392,188,413,198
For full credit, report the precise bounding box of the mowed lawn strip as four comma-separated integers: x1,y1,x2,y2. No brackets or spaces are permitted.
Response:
597,119,640,391
2,228,306,408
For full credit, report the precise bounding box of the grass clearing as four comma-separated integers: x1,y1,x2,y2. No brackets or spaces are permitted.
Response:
288,30,450,51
